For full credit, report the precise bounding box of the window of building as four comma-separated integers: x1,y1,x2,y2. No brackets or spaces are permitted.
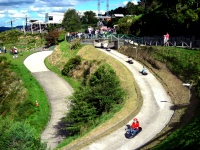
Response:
49,16,53,20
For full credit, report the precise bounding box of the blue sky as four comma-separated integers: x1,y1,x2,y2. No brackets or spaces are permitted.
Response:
0,0,139,27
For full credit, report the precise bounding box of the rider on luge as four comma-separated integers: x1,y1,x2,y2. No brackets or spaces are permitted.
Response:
129,118,140,136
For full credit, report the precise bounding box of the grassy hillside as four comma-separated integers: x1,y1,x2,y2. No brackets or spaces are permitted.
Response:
0,50,50,134
118,45,200,149
0,50,49,149
45,42,142,149
0,29,45,52
46,41,200,149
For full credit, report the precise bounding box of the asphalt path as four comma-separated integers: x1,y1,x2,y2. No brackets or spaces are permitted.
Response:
80,48,174,150
23,49,174,150
24,51,73,150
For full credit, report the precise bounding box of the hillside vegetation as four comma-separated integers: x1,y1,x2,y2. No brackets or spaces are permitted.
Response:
46,42,142,149
0,52,49,149
0,29,45,51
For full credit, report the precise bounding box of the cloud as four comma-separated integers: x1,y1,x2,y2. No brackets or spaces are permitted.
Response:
0,0,130,27
0,13,5,18
0,0,35,6
123,0,138,6
132,0,138,5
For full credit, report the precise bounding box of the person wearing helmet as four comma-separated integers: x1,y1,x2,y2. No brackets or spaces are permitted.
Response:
130,118,140,136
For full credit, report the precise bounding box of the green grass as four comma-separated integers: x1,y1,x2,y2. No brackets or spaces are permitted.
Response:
1,51,50,135
45,41,82,90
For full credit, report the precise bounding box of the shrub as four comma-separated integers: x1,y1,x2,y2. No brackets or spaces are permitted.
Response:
61,63,125,135
70,38,81,50
16,100,35,120
58,30,66,42
0,118,46,150
62,55,82,76
45,29,60,46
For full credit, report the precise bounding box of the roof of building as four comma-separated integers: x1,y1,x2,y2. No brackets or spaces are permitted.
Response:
112,14,124,17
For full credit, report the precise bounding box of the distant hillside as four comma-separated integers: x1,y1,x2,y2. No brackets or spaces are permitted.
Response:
0,26,23,33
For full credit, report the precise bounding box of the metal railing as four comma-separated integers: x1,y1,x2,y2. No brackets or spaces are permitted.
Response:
65,33,200,49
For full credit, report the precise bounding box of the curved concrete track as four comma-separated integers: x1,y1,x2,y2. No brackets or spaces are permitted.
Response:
23,49,174,150
24,51,73,150
80,49,174,150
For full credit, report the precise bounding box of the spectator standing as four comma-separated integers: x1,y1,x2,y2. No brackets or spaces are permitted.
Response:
3,46,6,53
164,32,169,46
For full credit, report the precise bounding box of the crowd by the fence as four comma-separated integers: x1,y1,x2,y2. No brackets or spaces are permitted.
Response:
66,26,117,41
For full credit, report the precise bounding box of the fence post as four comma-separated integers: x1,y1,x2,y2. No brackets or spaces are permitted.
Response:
136,47,137,58
118,34,119,49
174,41,176,47
190,42,192,48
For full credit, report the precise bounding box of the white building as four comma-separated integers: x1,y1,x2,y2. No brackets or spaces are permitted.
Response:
45,12,64,24
112,14,124,18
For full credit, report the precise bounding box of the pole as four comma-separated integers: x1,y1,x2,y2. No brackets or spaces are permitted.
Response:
31,23,33,34
39,22,41,33
26,15,27,30
118,34,119,49
11,20,13,28
23,21,26,34
183,83,191,103
188,85,191,101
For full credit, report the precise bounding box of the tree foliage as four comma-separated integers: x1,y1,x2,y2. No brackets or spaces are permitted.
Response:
62,9,81,32
111,0,200,36
62,63,125,135
81,11,98,24
62,55,82,76
0,117,46,150
45,29,60,46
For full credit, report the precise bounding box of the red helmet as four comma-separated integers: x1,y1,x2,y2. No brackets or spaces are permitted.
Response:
133,118,138,121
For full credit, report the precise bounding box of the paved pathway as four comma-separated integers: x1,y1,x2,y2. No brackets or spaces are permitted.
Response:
80,48,174,150
23,49,174,150
24,51,73,150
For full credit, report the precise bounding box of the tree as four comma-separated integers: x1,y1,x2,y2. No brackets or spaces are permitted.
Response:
117,16,134,34
45,29,60,46
0,118,46,150
61,63,125,136
62,9,81,32
88,64,125,114
82,11,98,24
126,2,136,15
